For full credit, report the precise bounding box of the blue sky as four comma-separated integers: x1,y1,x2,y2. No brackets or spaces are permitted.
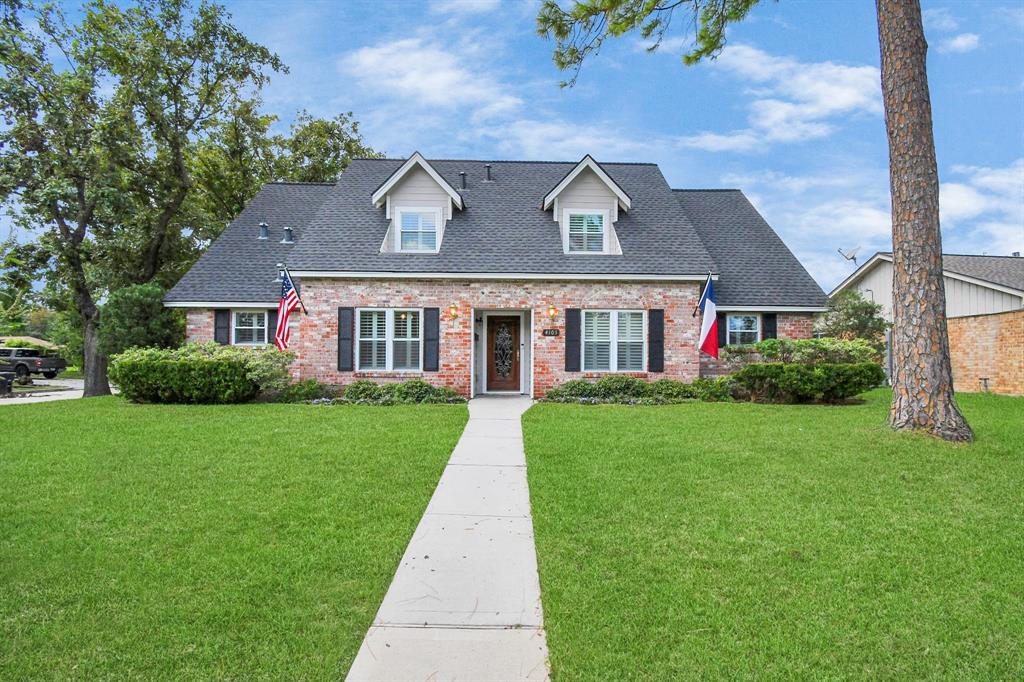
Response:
9,0,1023,291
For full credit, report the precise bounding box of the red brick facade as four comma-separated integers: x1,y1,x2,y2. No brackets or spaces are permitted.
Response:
184,285,824,397
947,309,1023,395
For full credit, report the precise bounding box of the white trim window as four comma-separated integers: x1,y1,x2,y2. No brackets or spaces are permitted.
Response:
397,209,440,252
565,210,607,253
357,309,422,371
726,314,760,346
232,310,267,345
583,310,645,372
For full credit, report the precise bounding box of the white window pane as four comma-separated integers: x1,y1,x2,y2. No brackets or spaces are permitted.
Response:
401,213,419,229
728,315,758,332
584,341,611,371
420,212,435,228
359,311,385,338
584,312,611,341
235,328,255,344
617,312,643,341
421,230,436,250
617,342,644,371
359,339,386,369
393,340,420,370
401,232,420,250
394,310,420,339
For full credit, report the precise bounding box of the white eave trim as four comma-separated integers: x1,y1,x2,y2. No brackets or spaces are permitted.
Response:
290,270,716,282
371,151,464,210
830,251,1024,299
716,305,829,312
542,155,631,212
164,301,277,308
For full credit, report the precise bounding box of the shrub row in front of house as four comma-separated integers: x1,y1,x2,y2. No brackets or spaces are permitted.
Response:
110,343,294,404
543,359,885,405
544,375,734,405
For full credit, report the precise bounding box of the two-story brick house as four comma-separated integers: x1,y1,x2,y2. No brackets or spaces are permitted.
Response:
166,154,827,397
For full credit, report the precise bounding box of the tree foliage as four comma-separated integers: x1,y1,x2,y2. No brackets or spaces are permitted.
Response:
536,0,762,85
817,291,889,352
98,282,184,356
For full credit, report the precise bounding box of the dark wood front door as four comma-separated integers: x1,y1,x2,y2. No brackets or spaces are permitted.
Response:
486,316,520,392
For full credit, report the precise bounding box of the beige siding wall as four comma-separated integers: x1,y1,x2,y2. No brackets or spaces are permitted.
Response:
382,166,452,251
556,167,622,253
851,260,1022,321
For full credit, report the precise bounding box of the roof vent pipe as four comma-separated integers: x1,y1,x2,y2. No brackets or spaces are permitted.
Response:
459,171,466,189
484,164,492,181
1013,251,1021,257
258,222,269,240
282,226,294,244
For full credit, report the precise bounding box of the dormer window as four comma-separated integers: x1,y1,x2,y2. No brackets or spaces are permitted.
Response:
398,209,440,252
566,211,606,253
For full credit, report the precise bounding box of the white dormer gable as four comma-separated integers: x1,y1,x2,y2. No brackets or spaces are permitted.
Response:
543,156,630,255
374,153,463,254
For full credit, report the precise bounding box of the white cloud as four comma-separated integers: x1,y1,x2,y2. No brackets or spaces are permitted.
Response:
635,36,688,53
340,38,521,122
923,7,959,32
429,0,500,14
677,45,880,152
940,160,1024,255
938,33,980,54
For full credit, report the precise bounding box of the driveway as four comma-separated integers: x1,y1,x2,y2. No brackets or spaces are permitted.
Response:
1,378,88,405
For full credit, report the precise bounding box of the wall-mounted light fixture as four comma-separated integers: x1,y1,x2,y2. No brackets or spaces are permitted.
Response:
448,303,460,320
546,303,558,320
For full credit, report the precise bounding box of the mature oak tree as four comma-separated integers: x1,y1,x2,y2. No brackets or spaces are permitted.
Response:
0,0,283,396
537,0,972,440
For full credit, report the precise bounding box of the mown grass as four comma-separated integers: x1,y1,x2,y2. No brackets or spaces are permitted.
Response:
524,389,1023,680
0,397,467,680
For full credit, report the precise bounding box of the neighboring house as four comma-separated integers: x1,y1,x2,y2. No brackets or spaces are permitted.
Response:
166,154,827,397
830,251,1024,320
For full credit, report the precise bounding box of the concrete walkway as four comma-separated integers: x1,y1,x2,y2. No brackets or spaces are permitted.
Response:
0,378,87,405
347,396,549,682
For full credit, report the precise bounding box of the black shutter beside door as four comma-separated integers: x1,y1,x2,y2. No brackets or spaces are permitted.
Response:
648,309,664,372
338,307,354,371
214,309,230,345
564,308,581,372
423,308,440,371
762,313,777,340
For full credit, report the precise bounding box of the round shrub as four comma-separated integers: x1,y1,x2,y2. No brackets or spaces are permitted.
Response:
732,362,885,404
594,375,650,399
274,379,340,403
392,379,438,403
343,380,389,403
109,343,295,404
544,379,601,401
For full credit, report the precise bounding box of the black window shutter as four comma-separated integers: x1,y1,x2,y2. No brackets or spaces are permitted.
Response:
337,307,354,371
762,313,777,340
214,309,230,345
268,309,278,344
565,308,581,372
717,312,727,347
423,308,440,371
648,309,665,372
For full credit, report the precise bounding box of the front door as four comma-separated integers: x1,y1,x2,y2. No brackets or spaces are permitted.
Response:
486,316,521,392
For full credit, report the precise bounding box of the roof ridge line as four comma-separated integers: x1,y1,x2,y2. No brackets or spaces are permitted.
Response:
265,180,336,186
352,157,659,166
672,188,742,192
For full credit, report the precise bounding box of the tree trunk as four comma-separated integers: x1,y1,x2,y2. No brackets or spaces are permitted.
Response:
82,312,112,398
876,0,972,441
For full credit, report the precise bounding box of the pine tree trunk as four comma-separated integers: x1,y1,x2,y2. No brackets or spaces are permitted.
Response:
82,313,111,398
876,0,972,441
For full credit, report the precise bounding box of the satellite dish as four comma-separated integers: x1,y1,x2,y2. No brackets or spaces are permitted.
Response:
837,246,861,265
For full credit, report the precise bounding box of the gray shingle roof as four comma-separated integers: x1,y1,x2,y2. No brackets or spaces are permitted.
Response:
165,182,334,303
287,159,716,276
878,252,1023,292
673,189,828,307
166,158,827,309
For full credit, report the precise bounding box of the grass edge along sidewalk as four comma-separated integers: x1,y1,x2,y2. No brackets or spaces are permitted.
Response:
524,389,1023,680
0,397,467,680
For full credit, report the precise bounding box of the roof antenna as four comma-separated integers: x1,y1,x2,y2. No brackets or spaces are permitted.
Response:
458,171,466,190
837,246,861,266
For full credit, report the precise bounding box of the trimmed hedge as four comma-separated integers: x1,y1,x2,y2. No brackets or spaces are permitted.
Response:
338,379,466,405
544,375,733,404
110,343,294,404
722,337,881,366
732,362,885,404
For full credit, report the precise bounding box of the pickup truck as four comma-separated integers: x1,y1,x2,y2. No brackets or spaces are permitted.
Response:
0,347,67,381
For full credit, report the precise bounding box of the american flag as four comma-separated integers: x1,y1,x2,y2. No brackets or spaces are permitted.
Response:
274,268,302,351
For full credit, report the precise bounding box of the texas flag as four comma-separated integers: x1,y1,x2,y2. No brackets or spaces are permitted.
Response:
695,273,718,358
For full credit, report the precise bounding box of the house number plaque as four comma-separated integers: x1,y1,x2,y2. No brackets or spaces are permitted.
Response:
542,328,560,337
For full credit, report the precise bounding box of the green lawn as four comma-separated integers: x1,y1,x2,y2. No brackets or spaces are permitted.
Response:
0,397,467,680
524,389,1023,680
